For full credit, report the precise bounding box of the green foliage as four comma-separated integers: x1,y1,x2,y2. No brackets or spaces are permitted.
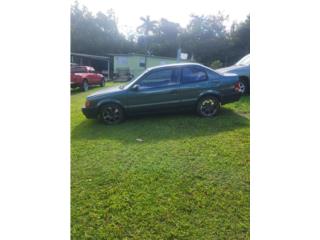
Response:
210,60,223,69
227,15,250,64
71,83,250,239
137,16,158,36
143,18,182,58
71,1,249,66
71,2,136,55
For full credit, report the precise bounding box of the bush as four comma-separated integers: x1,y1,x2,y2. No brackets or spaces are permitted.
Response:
210,60,223,69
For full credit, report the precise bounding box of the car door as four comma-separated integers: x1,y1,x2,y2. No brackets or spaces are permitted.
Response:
92,68,102,84
178,66,212,107
126,67,180,114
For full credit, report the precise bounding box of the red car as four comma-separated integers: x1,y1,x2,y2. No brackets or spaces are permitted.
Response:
71,66,105,91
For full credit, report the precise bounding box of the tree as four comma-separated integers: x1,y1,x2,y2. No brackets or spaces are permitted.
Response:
136,16,158,68
137,16,158,36
71,1,134,55
144,18,182,58
227,15,250,64
70,1,250,67
178,13,230,65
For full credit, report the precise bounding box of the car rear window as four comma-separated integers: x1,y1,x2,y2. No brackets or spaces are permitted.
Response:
182,67,208,83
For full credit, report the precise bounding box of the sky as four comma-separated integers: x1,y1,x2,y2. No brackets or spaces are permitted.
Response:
76,0,249,34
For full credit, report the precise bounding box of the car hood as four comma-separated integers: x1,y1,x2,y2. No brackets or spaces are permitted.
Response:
216,65,245,73
87,85,124,99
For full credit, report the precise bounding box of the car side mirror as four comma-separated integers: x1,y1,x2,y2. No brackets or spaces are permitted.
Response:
132,84,140,91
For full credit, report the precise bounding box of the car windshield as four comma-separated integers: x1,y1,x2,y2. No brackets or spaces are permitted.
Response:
119,69,150,89
236,55,250,66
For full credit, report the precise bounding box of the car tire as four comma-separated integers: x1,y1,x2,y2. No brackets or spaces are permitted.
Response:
99,103,125,124
197,95,220,117
100,77,105,87
239,78,250,95
81,79,89,92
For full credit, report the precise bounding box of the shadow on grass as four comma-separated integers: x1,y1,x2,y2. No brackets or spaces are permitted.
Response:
71,82,121,96
71,108,249,144
71,85,104,95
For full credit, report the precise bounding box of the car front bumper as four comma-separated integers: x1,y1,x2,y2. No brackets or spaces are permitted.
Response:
71,82,80,88
82,107,99,119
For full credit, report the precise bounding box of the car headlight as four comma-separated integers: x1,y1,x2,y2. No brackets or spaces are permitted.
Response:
85,100,91,108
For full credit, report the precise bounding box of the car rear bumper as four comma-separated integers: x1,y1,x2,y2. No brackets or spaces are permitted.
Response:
221,92,241,105
82,107,99,119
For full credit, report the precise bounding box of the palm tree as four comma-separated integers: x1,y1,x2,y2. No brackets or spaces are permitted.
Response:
137,16,157,36
137,16,158,68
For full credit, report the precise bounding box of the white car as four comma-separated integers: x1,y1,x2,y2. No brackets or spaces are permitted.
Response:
217,54,250,94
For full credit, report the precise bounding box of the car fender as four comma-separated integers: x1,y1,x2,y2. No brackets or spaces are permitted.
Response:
71,74,83,83
96,98,124,109
198,90,222,102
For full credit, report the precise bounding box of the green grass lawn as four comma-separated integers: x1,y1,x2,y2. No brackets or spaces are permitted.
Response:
71,83,250,239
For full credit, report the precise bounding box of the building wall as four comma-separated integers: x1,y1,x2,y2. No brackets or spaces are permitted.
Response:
147,57,177,68
113,55,182,77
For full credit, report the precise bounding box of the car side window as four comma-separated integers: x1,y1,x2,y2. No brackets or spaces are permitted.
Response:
71,67,85,73
139,68,178,88
182,67,208,84
71,67,78,73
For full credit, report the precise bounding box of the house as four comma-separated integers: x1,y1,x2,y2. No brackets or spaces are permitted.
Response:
71,52,190,80
112,53,180,78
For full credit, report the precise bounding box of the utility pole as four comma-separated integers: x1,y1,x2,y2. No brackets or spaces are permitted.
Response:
144,33,148,69
176,33,181,62
177,48,181,62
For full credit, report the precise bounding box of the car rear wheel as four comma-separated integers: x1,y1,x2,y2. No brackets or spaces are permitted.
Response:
99,103,125,124
239,78,249,94
197,96,220,117
81,80,89,92
100,78,105,87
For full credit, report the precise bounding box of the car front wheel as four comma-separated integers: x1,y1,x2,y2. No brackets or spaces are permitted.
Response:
81,80,89,92
197,96,220,117
99,103,125,124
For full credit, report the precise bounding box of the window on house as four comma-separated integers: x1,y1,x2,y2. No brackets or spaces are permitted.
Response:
139,57,146,67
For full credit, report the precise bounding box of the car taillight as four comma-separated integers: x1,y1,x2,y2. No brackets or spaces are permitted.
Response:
234,82,241,92
85,100,91,108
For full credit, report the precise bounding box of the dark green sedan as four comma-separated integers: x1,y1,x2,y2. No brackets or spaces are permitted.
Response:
82,63,242,124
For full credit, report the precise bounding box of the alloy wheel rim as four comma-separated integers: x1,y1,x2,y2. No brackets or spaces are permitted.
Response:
102,106,120,123
200,99,217,116
239,81,246,93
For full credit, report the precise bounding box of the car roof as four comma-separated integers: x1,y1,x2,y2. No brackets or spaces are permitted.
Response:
147,62,205,70
71,66,92,68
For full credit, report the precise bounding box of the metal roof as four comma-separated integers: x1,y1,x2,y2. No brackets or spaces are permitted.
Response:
109,53,178,60
71,52,192,61
71,52,110,60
